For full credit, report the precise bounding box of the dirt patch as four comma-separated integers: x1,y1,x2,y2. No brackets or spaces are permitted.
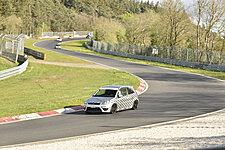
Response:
29,59,110,70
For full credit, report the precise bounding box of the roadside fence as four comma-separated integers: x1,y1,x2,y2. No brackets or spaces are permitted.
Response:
0,34,28,80
87,40,225,72
0,34,25,63
40,31,93,39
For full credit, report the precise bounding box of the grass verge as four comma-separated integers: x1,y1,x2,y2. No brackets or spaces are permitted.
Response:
0,57,16,71
0,62,139,118
61,40,225,81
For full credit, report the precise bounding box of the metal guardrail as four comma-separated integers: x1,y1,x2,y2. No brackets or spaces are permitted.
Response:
24,47,45,60
91,40,225,66
0,57,28,81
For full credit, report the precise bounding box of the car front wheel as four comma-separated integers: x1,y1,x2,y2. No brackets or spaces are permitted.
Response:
110,104,117,114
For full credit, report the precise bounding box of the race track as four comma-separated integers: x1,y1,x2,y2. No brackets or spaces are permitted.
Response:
0,38,224,147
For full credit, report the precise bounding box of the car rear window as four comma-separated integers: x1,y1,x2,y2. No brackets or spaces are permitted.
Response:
127,88,134,94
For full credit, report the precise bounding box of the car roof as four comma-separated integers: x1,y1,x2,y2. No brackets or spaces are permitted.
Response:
100,85,133,90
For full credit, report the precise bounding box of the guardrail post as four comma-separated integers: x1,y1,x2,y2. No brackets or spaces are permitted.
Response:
193,48,196,62
172,47,175,59
186,49,189,62
12,40,14,53
179,47,182,61
0,35,4,55
218,52,221,65
15,41,19,62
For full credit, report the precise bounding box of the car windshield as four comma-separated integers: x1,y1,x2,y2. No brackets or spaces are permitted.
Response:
93,89,117,97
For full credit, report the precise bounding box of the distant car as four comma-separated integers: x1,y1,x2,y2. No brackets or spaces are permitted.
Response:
55,43,61,49
84,85,139,114
68,35,73,39
56,38,62,42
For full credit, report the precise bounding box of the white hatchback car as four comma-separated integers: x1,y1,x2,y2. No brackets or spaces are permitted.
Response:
56,38,62,42
55,43,61,49
84,85,139,114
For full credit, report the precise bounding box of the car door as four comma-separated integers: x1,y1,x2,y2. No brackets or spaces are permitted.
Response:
116,87,129,111
127,87,136,109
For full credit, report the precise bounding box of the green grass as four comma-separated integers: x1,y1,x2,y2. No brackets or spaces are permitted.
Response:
24,38,91,63
0,57,16,71
61,40,225,81
0,62,139,118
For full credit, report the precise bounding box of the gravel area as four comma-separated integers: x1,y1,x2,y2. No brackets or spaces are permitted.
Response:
2,109,225,150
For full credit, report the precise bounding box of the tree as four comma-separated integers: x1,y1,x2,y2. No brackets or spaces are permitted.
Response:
160,0,191,47
195,0,208,50
122,12,154,45
1,15,22,34
203,0,225,51
93,17,125,43
0,0,14,17
193,0,225,51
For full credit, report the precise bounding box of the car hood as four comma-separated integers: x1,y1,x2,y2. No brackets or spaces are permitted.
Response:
86,97,114,103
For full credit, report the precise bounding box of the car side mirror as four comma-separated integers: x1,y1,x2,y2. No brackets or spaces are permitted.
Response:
117,93,123,98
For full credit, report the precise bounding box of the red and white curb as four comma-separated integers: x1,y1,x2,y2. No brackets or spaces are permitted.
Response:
0,79,147,125
136,78,148,95
0,106,84,124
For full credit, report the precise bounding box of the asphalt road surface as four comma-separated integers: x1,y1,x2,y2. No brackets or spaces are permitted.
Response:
0,38,225,147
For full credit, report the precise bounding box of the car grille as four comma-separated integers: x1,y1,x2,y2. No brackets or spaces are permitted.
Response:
86,107,102,113
88,102,100,105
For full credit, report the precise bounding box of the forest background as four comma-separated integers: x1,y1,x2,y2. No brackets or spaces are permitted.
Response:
0,0,224,52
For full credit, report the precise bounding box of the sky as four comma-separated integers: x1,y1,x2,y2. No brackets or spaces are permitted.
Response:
149,0,195,13
149,0,194,8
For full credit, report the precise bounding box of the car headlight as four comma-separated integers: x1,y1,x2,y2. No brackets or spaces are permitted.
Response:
101,101,109,105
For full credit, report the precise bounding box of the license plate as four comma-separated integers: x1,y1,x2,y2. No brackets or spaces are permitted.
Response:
89,106,97,108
